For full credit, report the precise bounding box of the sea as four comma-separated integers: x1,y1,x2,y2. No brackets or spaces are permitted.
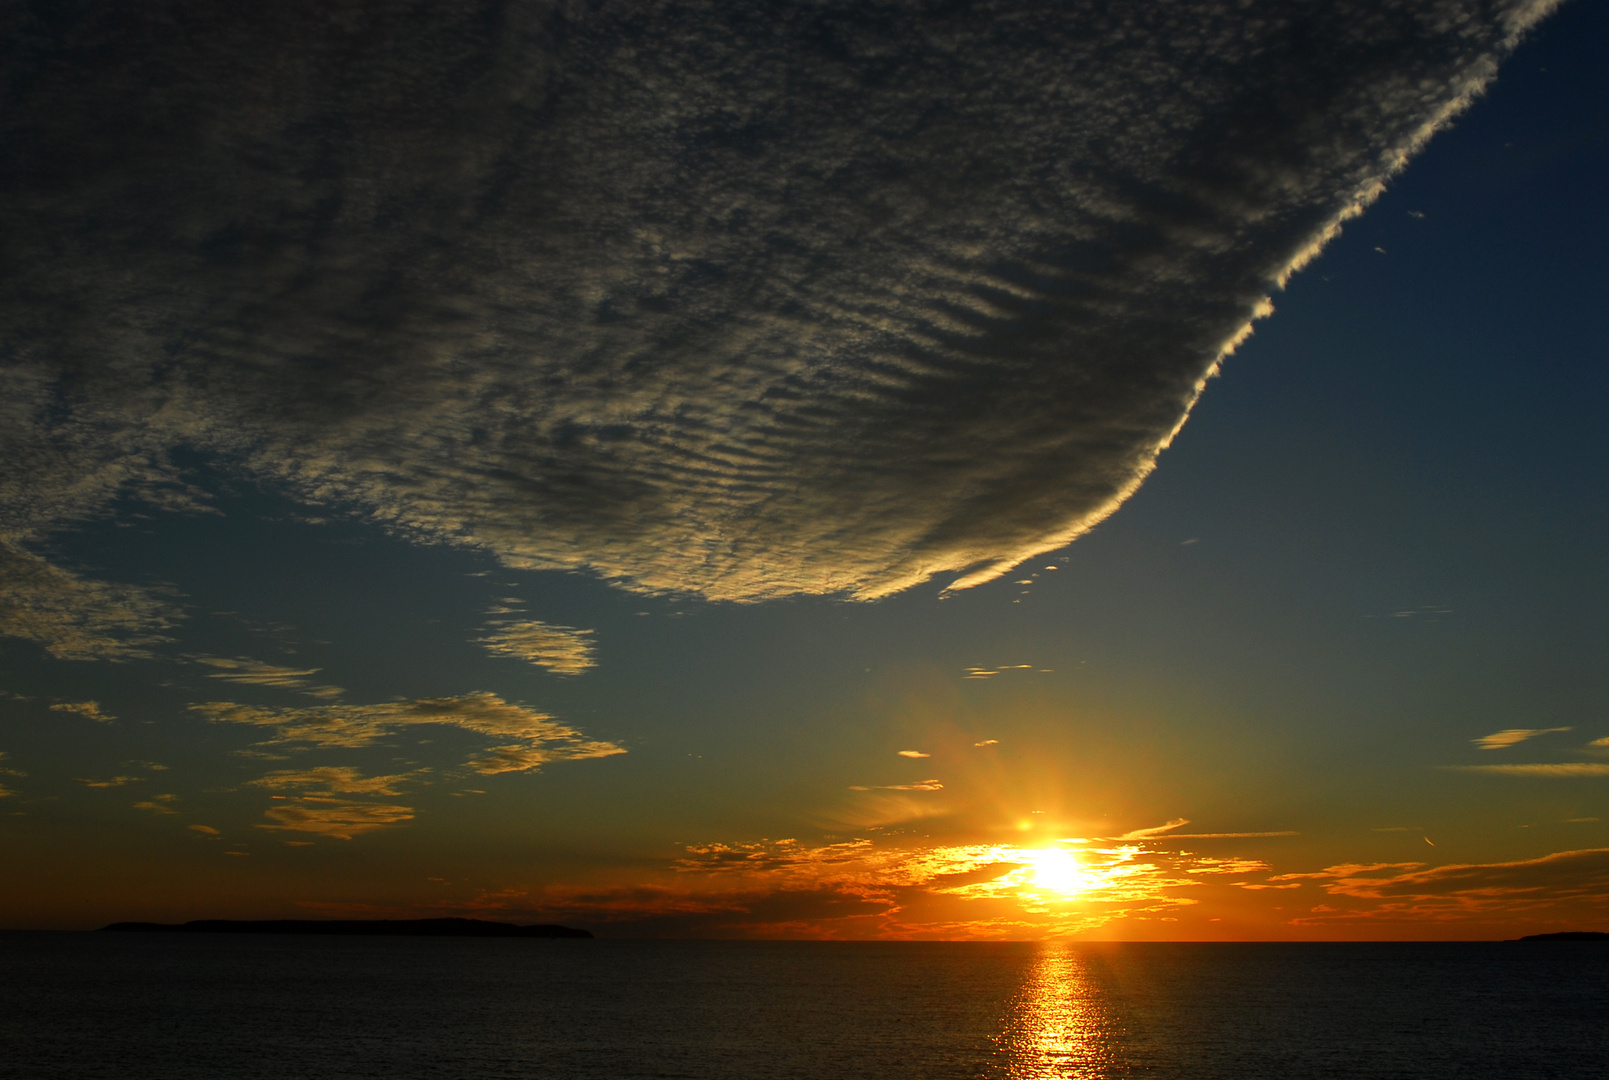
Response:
1,936,1604,1079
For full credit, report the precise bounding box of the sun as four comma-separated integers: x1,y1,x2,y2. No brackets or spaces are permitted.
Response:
1026,847,1092,897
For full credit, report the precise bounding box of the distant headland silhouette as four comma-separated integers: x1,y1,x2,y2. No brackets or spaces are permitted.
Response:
101,917,592,938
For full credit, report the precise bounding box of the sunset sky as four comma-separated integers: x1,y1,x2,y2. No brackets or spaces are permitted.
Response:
2,0,1605,938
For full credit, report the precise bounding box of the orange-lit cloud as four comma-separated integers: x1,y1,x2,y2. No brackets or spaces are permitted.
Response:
521,837,1238,939
133,794,178,815
0,544,180,662
248,766,418,796
964,666,1034,680
477,618,596,675
74,775,142,788
1473,727,1571,750
1444,763,1609,777
194,656,344,698
897,750,930,759
257,797,415,840
1275,848,1609,924
1114,819,1190,841
194,692,625,774
848,779,945,792
49,700,115,722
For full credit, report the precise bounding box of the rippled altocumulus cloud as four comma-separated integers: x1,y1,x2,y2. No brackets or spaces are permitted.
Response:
0,0,1555,606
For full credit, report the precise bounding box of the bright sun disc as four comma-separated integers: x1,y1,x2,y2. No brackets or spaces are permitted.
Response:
1028,848,1090,896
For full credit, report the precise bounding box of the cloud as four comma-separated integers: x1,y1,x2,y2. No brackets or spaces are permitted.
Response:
1277,848,1609,922
1116,818,1191,841
1185,858,1271,876
0,1,1557,602
964,666,1034,680
541,838,1203,938
1444,763,1609,777
248,766,416,796
74,775,142,788
49,700,115,723
477,620,596,675
847,779,945,792
0,545,178,661
1589,737,1609,748
133,794,178,815
974,740,999,748
1100,819,1298,842
189,824,220,835
674,839,877,874
1157,831,1301,840
194,657,344,697
896,750,930,759
1473,727,1572,750
257,796,415,840
194,691,625,774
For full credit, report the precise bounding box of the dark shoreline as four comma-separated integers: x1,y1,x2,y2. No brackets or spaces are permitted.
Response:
101,917,592,939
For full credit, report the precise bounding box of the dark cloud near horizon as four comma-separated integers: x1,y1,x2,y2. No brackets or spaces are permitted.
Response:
0,0,1556,614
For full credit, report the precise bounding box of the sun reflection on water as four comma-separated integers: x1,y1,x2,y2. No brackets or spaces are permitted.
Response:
993,943,1129,1079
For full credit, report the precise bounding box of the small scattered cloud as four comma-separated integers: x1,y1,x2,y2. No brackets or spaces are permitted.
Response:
248,766,417,796
74,775,142,788
1445,763,1609,778
193,656,343,697
0,544,180,662
257,797,415,840
848,779,945,792
896,750,930,759
1588,737,1609,749
188,824,220,835
963,666,1034,680
49,700,115,723
1474,727,1571,750
477,619,596,676
974,739,999,748
195,691,624,775
133,794,178,815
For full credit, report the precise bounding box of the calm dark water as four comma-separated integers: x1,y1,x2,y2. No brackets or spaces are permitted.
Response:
1,936,1603,1079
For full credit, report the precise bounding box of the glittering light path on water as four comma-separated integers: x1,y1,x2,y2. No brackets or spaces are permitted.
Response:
994,944,1130,1079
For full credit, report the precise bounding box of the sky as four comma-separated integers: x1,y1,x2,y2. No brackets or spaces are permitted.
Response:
2,0,1606,939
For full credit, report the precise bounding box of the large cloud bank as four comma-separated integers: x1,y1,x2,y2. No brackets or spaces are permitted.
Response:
0,0,1555,603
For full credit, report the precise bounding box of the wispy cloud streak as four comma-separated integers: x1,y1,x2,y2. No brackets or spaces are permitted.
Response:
195,692,624,775
1473,727,1572,750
